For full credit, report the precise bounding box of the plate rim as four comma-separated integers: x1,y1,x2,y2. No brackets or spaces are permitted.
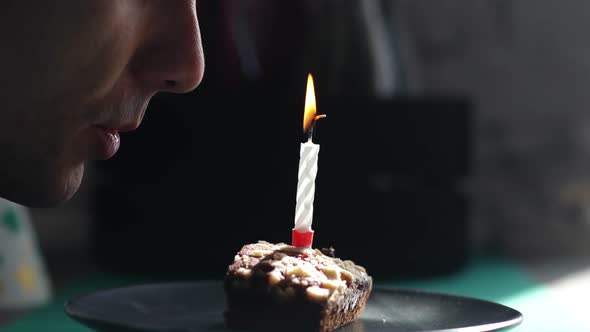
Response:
64,281,523,332
65,280,221,332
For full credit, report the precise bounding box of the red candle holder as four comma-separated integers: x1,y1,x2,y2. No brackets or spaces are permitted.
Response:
292,229,314,248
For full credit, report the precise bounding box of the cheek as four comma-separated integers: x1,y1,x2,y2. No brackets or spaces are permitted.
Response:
47,45,135,115
18,97,89,165
39,4,138,104
0,102,82,199
0,4,138,141
35,114,78,163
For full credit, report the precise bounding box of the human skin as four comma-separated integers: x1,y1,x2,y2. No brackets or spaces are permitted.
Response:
0,1,204,207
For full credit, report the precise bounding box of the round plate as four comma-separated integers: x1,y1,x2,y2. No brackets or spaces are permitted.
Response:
65,281,522,332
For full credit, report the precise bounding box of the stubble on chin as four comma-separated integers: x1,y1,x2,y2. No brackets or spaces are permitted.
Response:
0,157,85,208
55,162,85,205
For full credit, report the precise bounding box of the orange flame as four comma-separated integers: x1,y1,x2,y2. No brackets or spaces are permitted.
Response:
303,73,325,134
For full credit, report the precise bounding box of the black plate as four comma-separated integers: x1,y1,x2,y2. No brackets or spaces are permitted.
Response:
65,281,522,332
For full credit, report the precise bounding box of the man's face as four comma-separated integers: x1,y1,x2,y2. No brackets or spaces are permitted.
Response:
0,1,204,206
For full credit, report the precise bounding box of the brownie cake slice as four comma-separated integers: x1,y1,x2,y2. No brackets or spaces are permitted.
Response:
224,241,372,332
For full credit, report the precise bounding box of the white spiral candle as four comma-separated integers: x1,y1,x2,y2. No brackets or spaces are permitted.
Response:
294,141,320,232
292,73,324,248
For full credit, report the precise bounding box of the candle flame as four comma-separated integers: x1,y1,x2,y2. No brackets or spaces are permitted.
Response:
303,73,325,135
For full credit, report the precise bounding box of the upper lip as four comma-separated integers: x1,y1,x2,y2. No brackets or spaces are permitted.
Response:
116,123,140,133
96,120,141,133
95,97,150,133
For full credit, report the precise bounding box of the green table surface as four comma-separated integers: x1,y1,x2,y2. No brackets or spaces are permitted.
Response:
4,257,584,332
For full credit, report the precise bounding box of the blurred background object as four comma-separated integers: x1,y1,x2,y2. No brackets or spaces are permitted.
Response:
396,0,590,257
0,199,52,309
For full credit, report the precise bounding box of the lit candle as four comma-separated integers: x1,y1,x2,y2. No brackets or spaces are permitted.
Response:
292,73,326,248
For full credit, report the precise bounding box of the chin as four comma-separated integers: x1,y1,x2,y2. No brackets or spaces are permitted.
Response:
52,163,85,205
1,163,85,208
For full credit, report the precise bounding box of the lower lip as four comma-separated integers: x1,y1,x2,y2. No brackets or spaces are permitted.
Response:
93,127,120,160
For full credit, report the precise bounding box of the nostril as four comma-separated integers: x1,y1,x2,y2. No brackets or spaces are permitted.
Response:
165,80,177,88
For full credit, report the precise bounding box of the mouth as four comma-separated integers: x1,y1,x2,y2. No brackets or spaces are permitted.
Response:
90,115,143,160
91,126,121,160
89,97,149,160
114,122,141,133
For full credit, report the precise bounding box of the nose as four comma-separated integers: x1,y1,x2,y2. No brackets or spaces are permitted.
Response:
131,1,205,94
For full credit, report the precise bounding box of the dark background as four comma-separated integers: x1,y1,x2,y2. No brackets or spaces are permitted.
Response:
92,2,472,279
7,1,590,328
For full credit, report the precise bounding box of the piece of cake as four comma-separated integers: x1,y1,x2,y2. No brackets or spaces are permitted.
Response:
224,241,372,332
